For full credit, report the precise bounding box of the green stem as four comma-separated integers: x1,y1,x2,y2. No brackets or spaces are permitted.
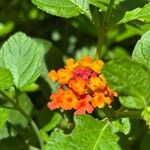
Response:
96,0,115,58
0,90,43,149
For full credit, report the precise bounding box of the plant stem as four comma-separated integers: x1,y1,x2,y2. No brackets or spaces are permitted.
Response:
96,0,115,58
0,90,43,149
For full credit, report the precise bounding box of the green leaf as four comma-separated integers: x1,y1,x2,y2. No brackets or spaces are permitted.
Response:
32,0,83,18
41,112,61,132
119,2,150,24
87,0,125,11
0,68,13,90
132,30,150,70
102,59,150,109
0,108,8,128
111,118,130,135
40,110,62,142
103,46,128,60
87,0,109,11
20,83,39,92
8,93,33,128
44,115,120,150
70,0,92,19
0,21,14,37
119,96,144,109
0,32,44,89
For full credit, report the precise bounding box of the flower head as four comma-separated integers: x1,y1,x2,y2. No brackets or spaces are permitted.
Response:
47,56,117,115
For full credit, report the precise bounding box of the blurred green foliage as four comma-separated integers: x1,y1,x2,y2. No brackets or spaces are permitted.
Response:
0,0,147,59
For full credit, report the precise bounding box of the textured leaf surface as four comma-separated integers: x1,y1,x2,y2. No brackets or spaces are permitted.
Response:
44,115,120,150
111,118,130,135
119,2,150,23
0,108,8,128
132,30,150,70
0,32,44,89
32,0,82,18
0,68,13,89
102,59,150,109
70,0,91,19
119,96,144,109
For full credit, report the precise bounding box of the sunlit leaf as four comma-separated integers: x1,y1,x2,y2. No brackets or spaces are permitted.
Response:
0,32,45,89
111,118,131,135
32,0,83,18
132,29,150,70
44,115,120,150
102,59,150,109
0,68,13,90
119,2,150,24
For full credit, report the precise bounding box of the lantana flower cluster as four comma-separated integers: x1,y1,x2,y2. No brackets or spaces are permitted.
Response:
47,56,117,115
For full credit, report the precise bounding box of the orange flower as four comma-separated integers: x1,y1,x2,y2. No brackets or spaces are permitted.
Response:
48,70,58,81
99,74,107,84
105,97,112,105
57,68,72,84
74,95,94,115
60,89,78,110
65,58,77,71
48,89,78,110
47,56,118,115
91,60,104,73
106,87,118,98
92,92,105,108
79,56,92,67
47,90,63,110
88,76,106,91
69,77,87,95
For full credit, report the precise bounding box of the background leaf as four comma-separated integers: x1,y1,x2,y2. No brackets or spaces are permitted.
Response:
44,115,120,150
119,96,145,109
0,68,13,90
119,2,150,24
0,32,44,90
102,59,150,109
132,29,150,70
32,0,83,18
